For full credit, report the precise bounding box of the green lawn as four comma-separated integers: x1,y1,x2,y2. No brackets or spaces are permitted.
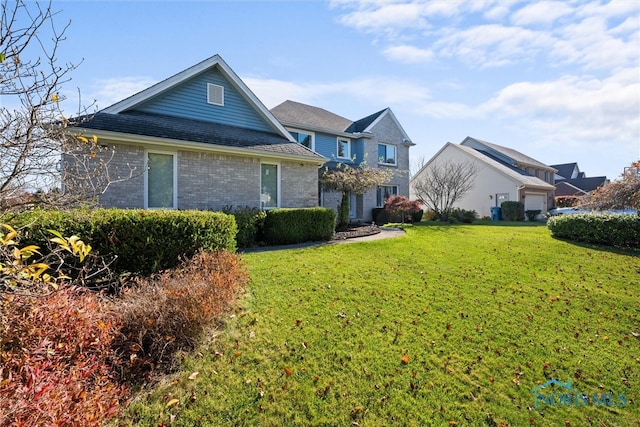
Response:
123,224,640,426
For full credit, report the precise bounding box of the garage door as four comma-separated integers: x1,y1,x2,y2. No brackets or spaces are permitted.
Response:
524,193,545,212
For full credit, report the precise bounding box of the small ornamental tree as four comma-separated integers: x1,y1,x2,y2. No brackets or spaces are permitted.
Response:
320,163,393,229
412,160,478,222
580,162,640,211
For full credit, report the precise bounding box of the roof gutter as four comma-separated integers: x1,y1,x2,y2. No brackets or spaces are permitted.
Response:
66,127,328,166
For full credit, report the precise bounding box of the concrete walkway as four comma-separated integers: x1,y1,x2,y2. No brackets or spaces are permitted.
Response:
241,227,405,253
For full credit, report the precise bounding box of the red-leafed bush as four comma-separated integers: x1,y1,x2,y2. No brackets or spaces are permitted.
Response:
112,250,248,380
0,285,128,426
384,195,423,223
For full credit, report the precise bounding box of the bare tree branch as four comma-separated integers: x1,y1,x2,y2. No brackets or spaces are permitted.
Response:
411,160,479,221
0,0,132,212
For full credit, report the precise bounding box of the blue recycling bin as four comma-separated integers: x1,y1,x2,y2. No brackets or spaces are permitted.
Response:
490,206,501,221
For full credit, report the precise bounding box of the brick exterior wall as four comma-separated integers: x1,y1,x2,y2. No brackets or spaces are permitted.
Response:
96,145,145,208
360,114,412,221
281,161,320,208
95,143,320,211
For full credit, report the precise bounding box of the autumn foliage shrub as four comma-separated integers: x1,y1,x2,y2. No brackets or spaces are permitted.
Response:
0,285,128,426
383,195,423,223
112,250,248,379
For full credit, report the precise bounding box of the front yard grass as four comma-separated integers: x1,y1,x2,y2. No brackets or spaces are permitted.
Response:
123,223,640,426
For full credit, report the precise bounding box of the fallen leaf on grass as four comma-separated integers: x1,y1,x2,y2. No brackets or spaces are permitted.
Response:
284,367,293,376
401,354,410,364
165,398,179,408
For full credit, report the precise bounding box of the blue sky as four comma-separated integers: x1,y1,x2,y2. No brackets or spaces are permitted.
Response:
49,1,640,180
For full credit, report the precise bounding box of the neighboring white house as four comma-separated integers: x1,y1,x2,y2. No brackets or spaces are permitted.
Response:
411,137,556,218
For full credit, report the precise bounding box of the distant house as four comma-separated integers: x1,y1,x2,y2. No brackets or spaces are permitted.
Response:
68,55,326,210
271,100,414,221
550,162,608,196
411,137,556,218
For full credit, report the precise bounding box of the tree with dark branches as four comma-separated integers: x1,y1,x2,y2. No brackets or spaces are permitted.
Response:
411,160,479,221
0,0,132,212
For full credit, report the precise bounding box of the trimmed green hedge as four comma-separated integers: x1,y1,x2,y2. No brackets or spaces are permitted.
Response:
501,201,525,221
547,213,640,248
3,209,237,274
263,208,336,245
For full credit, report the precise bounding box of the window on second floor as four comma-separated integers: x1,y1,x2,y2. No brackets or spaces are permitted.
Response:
337,138,350,159
289,130,314,150
378,143,396,165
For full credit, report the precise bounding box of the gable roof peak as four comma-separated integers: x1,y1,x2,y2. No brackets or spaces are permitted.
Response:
100,54,294,142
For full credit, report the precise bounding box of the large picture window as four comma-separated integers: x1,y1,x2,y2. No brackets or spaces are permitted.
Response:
261,163,279,209
146,151,176,209
377,185,398,207
378,143,396,165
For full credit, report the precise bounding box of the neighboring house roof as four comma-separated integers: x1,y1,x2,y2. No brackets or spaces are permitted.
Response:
412,142,554,190
555,181,587,196
74,111,324,160
271,100,353,134
551,162,580,180
462,137,555,171
560,176,607,193
70,55,326,164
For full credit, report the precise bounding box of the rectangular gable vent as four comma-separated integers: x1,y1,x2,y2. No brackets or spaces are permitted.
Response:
207,83,224,106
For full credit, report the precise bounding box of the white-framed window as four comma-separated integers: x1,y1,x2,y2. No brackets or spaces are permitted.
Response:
145,150,177,209
378,143,396,165
337,137,351,159
260,163,280,209
377,185,398,207
496,193,509,207
289,129,314,150
207,83,224,106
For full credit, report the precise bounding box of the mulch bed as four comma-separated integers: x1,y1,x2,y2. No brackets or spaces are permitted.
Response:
333,224,382,240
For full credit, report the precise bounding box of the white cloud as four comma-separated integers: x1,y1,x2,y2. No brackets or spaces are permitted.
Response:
336,2,430,34
510,1,574,26
91,77,157,110
482,68,640,144
435,24,552,68
244,74,433,116
382,45,434,63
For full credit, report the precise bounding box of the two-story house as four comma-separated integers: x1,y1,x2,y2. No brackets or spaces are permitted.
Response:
271,100,414,222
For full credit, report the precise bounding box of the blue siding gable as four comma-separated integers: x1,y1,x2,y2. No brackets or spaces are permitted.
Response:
133,68,272,133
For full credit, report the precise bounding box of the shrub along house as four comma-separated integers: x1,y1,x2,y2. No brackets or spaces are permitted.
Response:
271,100,414,222
68,55,327,211
411,137,556,219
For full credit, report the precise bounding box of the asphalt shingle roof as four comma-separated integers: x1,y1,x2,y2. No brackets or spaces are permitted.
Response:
74,111,325,160
465,137,552,169
345,109,386,133
271,100,353,133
